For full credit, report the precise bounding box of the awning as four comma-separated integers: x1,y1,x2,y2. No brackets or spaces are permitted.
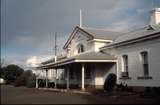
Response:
38,51,117,69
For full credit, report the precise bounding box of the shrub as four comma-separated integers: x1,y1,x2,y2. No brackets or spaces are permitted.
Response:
26,74,36,88
104,73,117,92
14,75,26,86
38,79,46,88
13,70,33,87
48,82,55,88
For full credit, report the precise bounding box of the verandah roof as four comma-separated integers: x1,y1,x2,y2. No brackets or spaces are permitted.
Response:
38,52,117,69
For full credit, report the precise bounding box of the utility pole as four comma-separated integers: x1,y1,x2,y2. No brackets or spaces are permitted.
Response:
55,32,57,62
54,32,57,89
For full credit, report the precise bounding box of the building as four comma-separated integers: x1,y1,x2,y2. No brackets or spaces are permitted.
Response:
38,8,160,90
101,8,160,88
38,26,121,90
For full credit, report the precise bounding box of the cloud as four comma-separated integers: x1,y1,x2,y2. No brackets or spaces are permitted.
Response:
2,56,28,69
1,0,159,69
26,55,55,67
26,56,40,67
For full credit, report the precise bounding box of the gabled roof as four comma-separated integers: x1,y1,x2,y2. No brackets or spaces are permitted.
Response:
81,27,121,40
63,26,121,49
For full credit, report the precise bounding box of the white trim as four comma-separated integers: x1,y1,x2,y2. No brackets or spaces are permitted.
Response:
41,59,117,68
63,26,93,49
100,31,160,50
82,64,85,90
116,60,119,84
55,60,74,67
45,69,48,88
88,38,113,43
75,60,117,62
93,38,113,43
36,78,38,88
121,55,125,72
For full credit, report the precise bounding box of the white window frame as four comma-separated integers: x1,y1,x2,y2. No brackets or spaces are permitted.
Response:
140,51,149,77
121,54,129,77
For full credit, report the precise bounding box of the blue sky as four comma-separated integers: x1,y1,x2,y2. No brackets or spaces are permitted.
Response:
1,0,160,69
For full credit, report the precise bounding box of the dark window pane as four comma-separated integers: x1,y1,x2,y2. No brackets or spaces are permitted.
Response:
122,55,128,73
144,64,149,76
141,51,149,76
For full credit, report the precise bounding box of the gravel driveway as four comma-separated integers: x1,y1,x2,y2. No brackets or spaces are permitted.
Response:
1,85,159,104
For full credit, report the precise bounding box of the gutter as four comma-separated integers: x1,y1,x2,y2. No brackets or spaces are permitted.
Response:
100,31,160,50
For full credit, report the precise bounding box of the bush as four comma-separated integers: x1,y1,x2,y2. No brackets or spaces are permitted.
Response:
13,70,34,87
48,82,55,88
38,79,46,88
14,76,26,86
104,73,117,92
26,74,36,88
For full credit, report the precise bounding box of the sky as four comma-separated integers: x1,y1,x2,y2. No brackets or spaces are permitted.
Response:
1,0,160,69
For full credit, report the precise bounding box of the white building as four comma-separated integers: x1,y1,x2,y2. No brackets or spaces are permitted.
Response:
101,8,160,88
38,8,160,90
39,26,121,90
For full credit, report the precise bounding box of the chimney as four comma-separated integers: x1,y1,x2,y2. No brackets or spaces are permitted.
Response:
150,8,160,30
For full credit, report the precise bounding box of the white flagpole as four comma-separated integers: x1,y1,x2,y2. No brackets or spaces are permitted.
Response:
80,8,82,27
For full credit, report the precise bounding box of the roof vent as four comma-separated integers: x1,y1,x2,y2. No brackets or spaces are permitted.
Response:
147,25,154,30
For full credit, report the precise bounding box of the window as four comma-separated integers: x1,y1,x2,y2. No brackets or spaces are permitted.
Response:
60,69,65,80
78,44,84,53
122,55,129,77
141,51,149,77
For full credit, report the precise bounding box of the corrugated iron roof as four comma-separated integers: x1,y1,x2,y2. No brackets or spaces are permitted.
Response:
114,26,160,44
81,27,121,41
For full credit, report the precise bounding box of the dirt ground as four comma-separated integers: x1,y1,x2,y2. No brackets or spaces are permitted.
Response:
1,85,160,104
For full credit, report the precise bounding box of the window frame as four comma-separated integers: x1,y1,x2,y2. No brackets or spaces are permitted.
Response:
121,54,129,77
140,51,149,77
77,44,84,54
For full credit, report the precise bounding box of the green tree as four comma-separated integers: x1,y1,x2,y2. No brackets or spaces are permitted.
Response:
0,59,5,78
4,64,24,84
14,70,36,87
0,67,5,78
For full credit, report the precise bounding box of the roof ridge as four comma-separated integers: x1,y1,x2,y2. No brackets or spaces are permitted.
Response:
81,27,120,32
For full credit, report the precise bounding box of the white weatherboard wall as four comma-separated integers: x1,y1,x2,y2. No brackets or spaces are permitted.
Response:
67,31,94,57
94,63,116,88
94,42,109,52
112,37,160,87
66,30,109,57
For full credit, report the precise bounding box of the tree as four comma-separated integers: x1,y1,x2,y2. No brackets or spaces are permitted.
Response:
0,59,5,78
3,64,24,84
14,70,36,87
0,67,5,78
